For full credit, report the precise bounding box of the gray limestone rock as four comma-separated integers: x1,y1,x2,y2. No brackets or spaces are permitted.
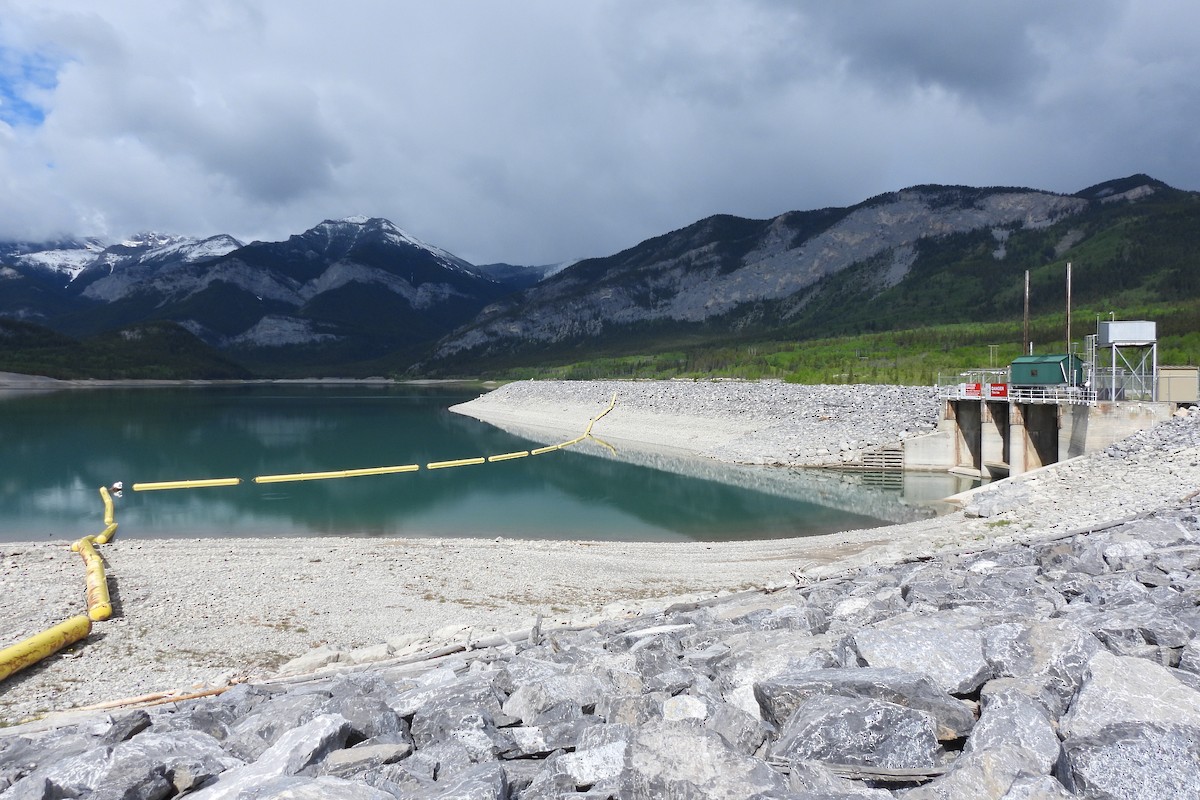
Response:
770,694,942,771
1059,650,1200,740
207,774,396,798
221,690,333,762
425,761,508,799
998,776,1075,799
411,738,481,781
853,609,991,695
537,727,632,792
187,714,351,799
754,666,976,740
757,603,829,634
414,707,503,764
623,721,793,799
387,672,503,720
785,759,892,798
1058,722,1200,798
499,717,599,758
327,692,407,743
1,728,244,800
501,674,610,725
0,732,101,792
703,701,767,756
494,648,575,694
319,740,412,779
595,692,666,726
824,584,908,634
1181,638,1200,674
712,628,840,716
965,686,1060,774
903,743,1049,800
964,484,1030,518
147,702,237,741
983,618,1100,716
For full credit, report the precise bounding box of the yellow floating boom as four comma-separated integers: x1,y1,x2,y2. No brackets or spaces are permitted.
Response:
0,615,92,682
95,521,117,545
100,486,115,525
427,457,486,470
487,450,530,462
254,464,420,484
133,478,242,492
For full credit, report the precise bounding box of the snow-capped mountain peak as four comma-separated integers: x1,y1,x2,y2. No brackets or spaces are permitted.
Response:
14,247,101,281
120,232,186,250
145,234,243,264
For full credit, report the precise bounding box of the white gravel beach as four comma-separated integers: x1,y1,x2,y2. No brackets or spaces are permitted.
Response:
3,378,1200,727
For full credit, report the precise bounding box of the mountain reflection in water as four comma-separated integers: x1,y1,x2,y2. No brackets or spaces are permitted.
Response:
0,385,963,543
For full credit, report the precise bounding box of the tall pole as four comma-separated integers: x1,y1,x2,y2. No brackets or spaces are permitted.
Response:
1023,270,1030,356
1065,262,1072,356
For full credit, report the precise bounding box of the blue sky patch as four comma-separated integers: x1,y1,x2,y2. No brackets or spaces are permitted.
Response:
0,46,59,127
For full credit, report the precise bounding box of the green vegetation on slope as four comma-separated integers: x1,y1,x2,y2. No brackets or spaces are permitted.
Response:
491,300,1200,386
0,318,253,380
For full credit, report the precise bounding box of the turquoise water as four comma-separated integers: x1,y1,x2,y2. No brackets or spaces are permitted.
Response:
0,384,895,543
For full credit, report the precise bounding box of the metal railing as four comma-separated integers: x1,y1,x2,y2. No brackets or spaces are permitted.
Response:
1008,386,1097,405
938,383,1097,406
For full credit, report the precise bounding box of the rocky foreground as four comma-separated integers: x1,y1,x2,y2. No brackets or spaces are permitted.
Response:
2,497,1199,798
3,404,1200,797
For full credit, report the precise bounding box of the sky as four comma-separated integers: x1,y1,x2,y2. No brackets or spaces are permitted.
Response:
0,1,1198,266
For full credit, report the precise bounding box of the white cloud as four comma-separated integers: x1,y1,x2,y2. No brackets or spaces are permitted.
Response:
0,0,1197,265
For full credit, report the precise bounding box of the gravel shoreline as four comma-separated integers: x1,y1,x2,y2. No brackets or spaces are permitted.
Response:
4,379,1200,727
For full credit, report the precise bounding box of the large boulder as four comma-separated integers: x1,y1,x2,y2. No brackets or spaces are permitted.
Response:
853,609,991,695
1059,650,1200,740
188,714,351,800
1058,722,1200,798
753,666,975,740
770,694,943,771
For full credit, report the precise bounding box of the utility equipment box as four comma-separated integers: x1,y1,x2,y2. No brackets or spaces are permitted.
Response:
1158,366,1199,404
1098,320,1157,346
1010,354,1085,386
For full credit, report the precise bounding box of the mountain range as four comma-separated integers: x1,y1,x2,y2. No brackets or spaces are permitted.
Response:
2,174,1198,378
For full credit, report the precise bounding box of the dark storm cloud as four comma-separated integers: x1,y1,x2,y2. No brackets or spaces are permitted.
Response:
798,1,1122,105
0,0,1197,265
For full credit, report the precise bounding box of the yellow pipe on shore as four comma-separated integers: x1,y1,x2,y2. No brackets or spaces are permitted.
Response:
584,392,618,435
96,522,117,545
74,537,113,621
426,457,486,470
530,444,561,455
487,450,530,462
133,478,242,491
0,615,92,682
253,464,420,484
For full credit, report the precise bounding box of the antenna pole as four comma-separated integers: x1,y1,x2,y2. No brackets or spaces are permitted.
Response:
1023,270,1031,356
1065,262,1072,355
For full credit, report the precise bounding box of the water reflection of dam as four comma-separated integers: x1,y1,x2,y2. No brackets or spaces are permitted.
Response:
489,420,971,525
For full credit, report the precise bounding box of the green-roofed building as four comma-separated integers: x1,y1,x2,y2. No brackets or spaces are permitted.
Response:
1009,354,1086,387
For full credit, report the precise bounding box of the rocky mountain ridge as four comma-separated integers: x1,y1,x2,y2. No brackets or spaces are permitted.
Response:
2,174,1194,377
0,217,509,367
429,177,1178,366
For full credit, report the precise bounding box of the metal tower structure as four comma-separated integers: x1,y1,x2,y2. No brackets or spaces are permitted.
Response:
1096,320,1158,401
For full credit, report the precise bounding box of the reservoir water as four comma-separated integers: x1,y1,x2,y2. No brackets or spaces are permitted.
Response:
0,384,954,543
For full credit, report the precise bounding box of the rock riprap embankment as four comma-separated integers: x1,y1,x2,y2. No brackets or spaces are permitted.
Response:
4,502,1198,798
452,380,943,466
